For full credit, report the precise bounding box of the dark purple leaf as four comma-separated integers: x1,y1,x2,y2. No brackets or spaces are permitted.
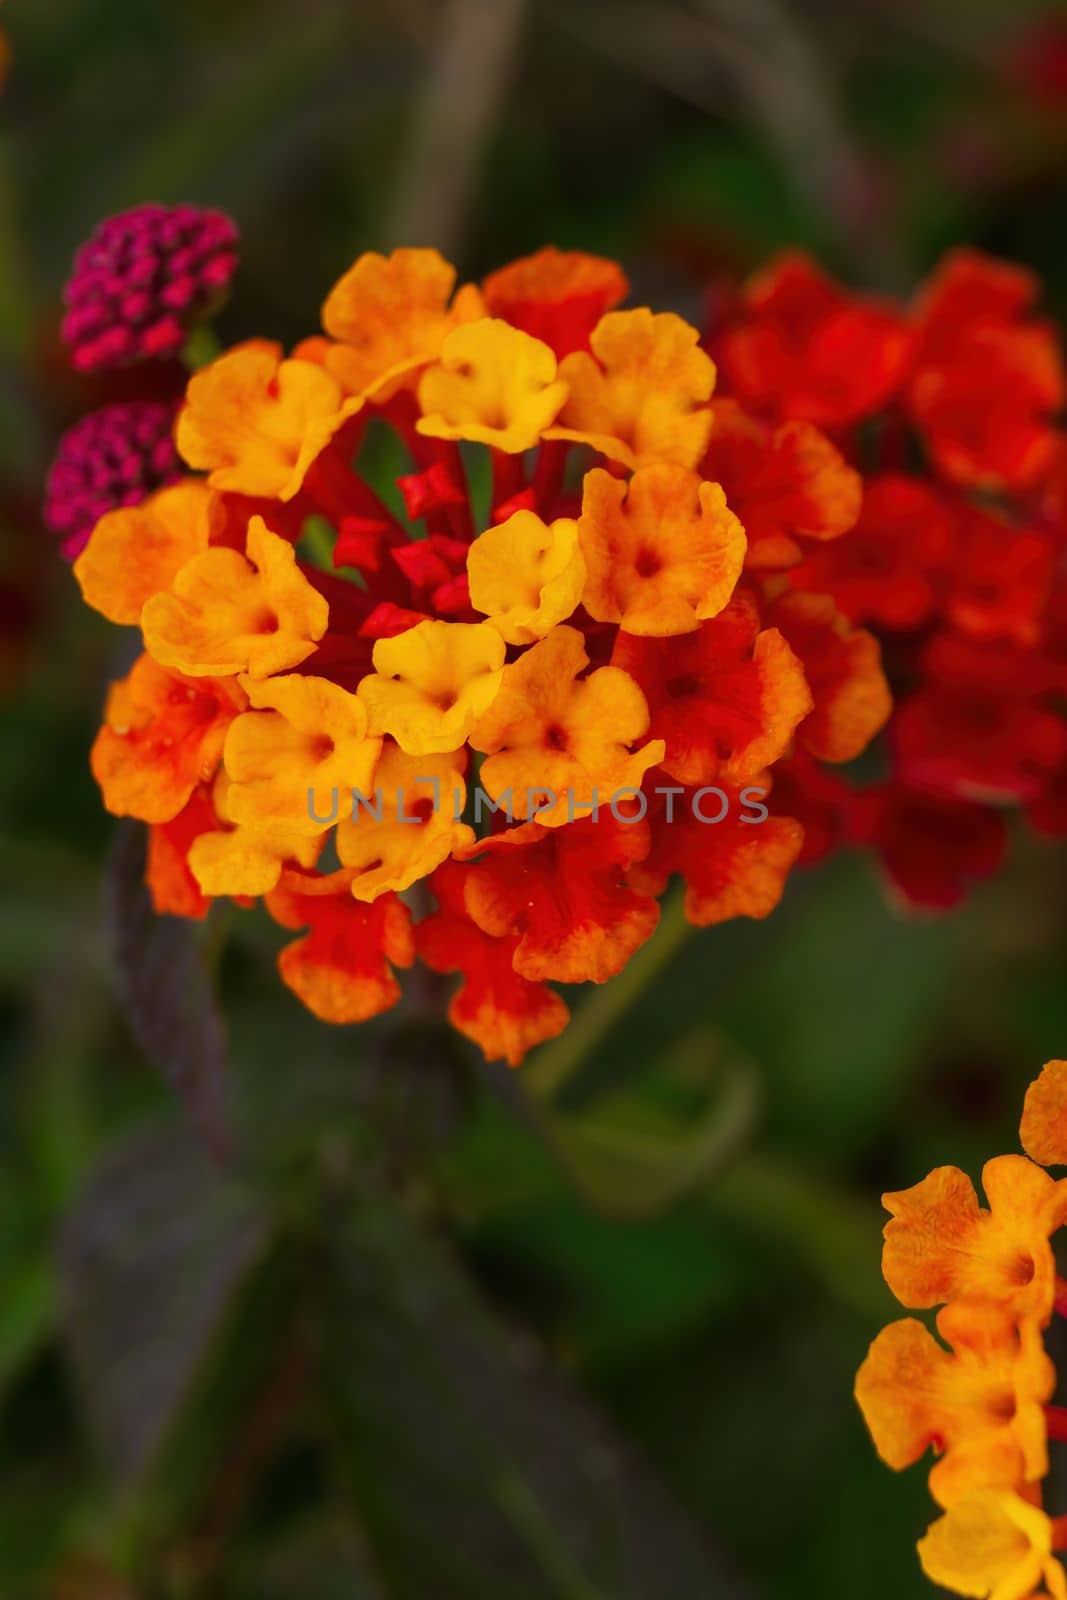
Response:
323,1199,750,1600
105,818,231,1159
59,1122,268,1486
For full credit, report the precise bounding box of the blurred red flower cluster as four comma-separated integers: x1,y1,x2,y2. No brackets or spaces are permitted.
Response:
711,248,1067,909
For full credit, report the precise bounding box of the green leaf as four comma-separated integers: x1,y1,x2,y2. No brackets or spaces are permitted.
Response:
321,1197,748,1600
717,856,958,1155
0,1252,54,1398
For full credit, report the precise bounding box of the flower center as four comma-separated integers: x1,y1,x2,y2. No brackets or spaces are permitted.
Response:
1011,1252,1036,1286
666,673,701,700
251,605,279,634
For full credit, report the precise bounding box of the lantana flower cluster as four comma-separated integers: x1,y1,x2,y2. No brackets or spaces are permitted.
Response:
712,249,1067,909
856,1058,1067,1599
67,241,894,1063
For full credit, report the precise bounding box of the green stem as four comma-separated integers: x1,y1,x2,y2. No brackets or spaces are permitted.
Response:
495,1474,607,1600
702,1153,889,1319
182,322,222,371
524,886,693,1103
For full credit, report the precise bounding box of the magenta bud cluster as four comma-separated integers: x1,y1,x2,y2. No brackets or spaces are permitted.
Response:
61,203,239,371
44,401,183,560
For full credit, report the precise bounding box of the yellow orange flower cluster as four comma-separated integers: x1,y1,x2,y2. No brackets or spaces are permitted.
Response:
72,244,890,1063
857,1058,1067,1598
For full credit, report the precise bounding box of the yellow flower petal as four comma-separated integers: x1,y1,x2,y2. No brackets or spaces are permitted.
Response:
467,509,585,645
224,672,381,836
918,1492,1066,1600
176,340,363,500
187,770,321,896
336,744,474,900
416,319,568,454
358,619,505,755
142,516,328,679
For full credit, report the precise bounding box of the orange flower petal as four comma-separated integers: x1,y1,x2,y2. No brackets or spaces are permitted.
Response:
470,624,664,828
1021,1060,1067,1168
146,787,219,919
855,1303,1053,1509
789,472,953,631
73,480,221,625
176,341,363,500
717,250,910,427
765,591,891,763
911,249,1042,338
882,1155,1067,1323
91,653,243,824
461,813,659,984
700,400,861,571
189,824,320,898
611,592,812,786
266,881,414,1024
417,861,568,1066
186,771,321,898
577,463,746,636
910,328,1065,492
482,246,628,358
630,796,803,927
548,308,715,470
321,246,484,400
908,249,1066,492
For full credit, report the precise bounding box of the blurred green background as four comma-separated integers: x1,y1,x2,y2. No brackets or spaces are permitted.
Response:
3,2,1067,1596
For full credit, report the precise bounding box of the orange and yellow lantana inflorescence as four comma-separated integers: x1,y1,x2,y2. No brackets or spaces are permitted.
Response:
857,1057,1067,1598
72,244,892,1064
